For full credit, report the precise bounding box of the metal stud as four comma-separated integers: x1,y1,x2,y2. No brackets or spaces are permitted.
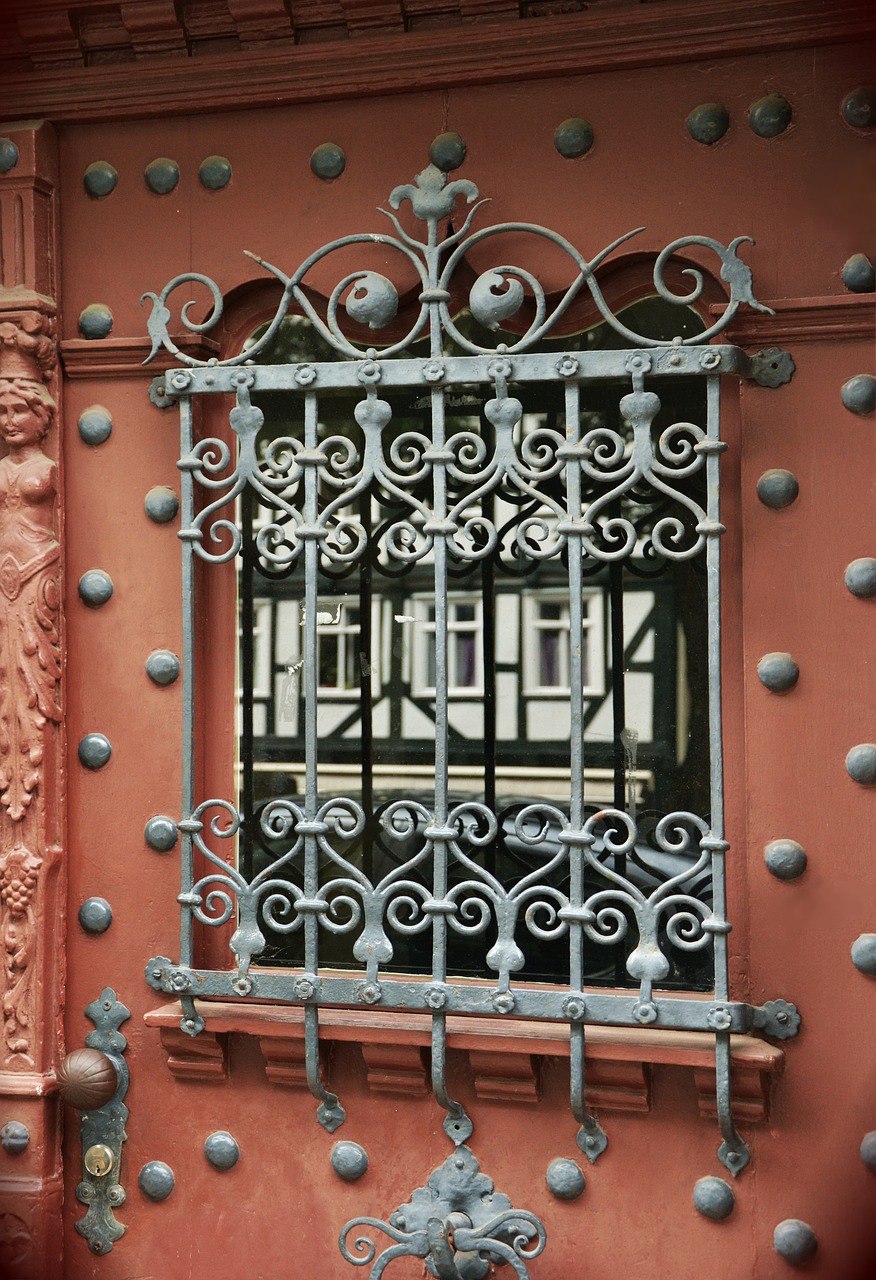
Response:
756,469,798,509
764,839,807,881
78,734,112,770
331,1141,368,1181
146,650,180,687
79,897,113,935
546,1157,585,1200
145,816,178,853
78,570,114,608
78,405,113,445
145,158,180,194
199,155,232,190
686,104,730,145
757,652,799,693
204,1131,240,1171
138,1161,175,1201
841,86,876,130
0,1122,29,1155
692,1176,735,1221
144,486,180,524
846,744,876,785
0,139,19,174
748,94,792,138
842,254,875,293
851,933,876,976
554,118,594,159
773,1220,817,1266
310,144,346,181
83,162,118,198
860,1131,876,1172
841,375,876,415
429,132,467,172
845,557,876,598
78,305,113,340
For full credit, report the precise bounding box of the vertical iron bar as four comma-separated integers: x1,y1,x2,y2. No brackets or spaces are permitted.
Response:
429,375,471,1142
179,395,195,969
704,373,747,1175
302,389,345,1131
360,492,374,881
565,380,607,1161
240,486,255,881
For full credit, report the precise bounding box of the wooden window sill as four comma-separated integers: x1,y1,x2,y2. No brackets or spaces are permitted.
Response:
144,1000,784,1120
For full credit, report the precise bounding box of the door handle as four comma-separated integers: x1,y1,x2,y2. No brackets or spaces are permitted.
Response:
58,989,130,1256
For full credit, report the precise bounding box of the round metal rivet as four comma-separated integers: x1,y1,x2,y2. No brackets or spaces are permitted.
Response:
846,744,876,786
138,1161,174,1201
78,733,112,770
546,1157,585,1200
78,404,113,445
756,469,798,509
429,132,467,172
310,144,346,181
199,155,232,190
842,86,876,130
145,816,178,853
686,103,730,145
860,1131,876,1172
692,1175,735,1221
757,652,799,693
144,486,180,524
764,839,807,881
842,254,875,294
78,897,113,934
773,1219,817,1266
845,557,876,599
145,158,180,194
0,1122,29,1155
146,650,180,687
78,305,113,340
851,933,876,975
83,162,118,198
554,118,594,159
0,139,19,174
749,93,792,138
78,570,114,608
331,1141,368,1181
204,1131,240,1171
841,374,876,416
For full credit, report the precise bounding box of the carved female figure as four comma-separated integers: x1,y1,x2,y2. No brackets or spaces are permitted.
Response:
0,372,61,1063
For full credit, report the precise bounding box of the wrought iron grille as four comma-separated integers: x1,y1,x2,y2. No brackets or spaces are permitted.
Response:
143,163,799,1183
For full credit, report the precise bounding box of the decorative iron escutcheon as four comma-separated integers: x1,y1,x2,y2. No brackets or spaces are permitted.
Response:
340,1144,546,1279
57,988,131,1255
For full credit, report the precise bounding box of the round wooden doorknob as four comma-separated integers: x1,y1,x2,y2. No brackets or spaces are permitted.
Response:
57,1048,118,1109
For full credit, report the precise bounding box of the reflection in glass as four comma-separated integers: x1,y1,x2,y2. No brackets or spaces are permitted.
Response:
235,299,713,987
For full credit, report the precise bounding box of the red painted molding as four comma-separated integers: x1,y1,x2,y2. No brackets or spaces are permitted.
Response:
158,1026,229,1082
60,335,219,379
145,1000,785,1119
712,295,876,346
1,0,874,123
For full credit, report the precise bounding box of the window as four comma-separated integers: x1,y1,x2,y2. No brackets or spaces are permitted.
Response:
523,590,604,695
144,163,795,1174
413,595,482,695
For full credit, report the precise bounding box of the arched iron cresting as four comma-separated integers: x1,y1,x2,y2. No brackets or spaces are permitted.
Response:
142,160,800,1278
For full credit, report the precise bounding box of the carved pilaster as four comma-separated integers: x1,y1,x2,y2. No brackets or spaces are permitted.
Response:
0,121,64,1280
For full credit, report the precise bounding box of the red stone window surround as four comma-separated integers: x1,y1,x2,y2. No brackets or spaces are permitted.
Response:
144,999,784,1123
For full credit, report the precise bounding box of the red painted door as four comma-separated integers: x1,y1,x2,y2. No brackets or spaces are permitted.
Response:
0,16,874,1279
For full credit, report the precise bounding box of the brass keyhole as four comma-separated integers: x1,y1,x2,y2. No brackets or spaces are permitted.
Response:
84,1143,114,1177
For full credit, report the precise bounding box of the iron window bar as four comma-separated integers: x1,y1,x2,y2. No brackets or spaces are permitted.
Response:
143,164,799,1187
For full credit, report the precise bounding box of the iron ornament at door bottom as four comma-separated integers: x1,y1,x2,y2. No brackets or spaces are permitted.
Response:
340,1144,546,1280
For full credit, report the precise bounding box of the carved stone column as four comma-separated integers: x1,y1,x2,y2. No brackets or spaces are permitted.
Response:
0,120,65,1280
